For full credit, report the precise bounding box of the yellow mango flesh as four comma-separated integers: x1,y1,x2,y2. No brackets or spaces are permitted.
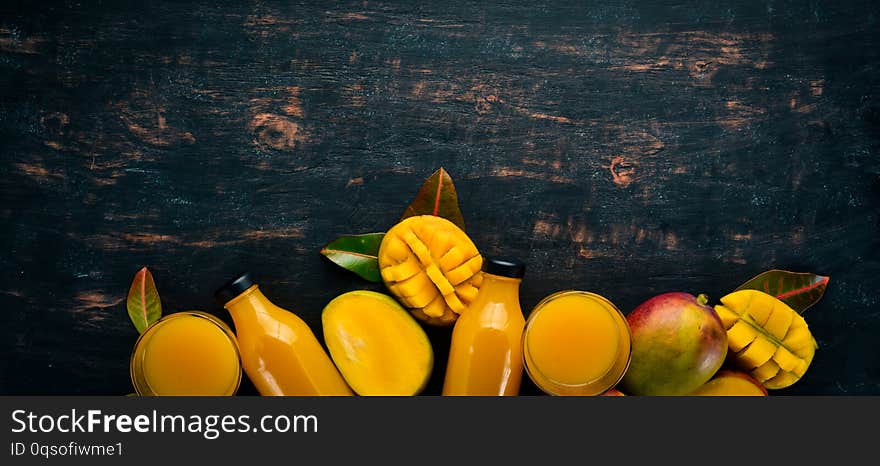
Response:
378,215,483,326
714,290,818,390
689,371,767,396
322,291,433,396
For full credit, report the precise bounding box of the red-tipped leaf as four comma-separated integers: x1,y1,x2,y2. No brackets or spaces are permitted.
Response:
126,267,163,333
401,167,466,230
735,270,830,314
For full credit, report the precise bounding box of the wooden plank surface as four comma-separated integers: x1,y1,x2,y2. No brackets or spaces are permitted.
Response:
1,1,878,395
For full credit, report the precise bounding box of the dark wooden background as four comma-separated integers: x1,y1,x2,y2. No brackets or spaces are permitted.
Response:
1,1,878,395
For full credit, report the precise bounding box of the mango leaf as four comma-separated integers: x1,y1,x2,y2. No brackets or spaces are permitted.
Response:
320,233,385,282
127,267,162,333
735,270,830,314
401,167,466,230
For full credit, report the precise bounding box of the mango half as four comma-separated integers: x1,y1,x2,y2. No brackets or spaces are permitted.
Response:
378,215,483,326
322,291,433,396
714,290,817,390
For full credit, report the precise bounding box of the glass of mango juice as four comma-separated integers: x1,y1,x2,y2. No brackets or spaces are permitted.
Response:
523,291,632,396
130,311,242,396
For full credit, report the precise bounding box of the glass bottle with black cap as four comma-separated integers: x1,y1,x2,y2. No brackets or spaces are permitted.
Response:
442,257,526,396
214,273,352,396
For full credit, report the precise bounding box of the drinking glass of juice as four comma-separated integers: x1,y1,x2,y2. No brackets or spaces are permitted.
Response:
522,291,631,396
130,311,242,396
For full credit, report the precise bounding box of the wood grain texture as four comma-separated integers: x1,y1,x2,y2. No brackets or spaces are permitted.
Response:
1,0,878,395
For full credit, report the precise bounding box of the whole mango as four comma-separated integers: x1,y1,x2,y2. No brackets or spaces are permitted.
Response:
620,292,728,396
378,215,483,326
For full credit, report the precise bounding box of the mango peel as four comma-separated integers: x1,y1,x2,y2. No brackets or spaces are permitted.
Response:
378,215,483,326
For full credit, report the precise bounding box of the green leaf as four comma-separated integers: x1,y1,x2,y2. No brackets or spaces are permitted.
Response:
127,267,163,333
735,270,830,314
401,167,466,230
320,233,385,282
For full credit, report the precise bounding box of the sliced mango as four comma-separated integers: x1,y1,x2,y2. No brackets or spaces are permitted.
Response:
442,291,466,313
381,235,410,262
783,324,814,352
715,289,818,390
380,254,422,283
764,371,800,390
762,304,794,340
727,320,758,352
446,255,483,286
422,295,447,319
439,247,467,272
394,271,432,298
425,264,456,296
736,338,776,369
714,304,740,328
378,215,483,326
406,284,438,309
429,230,455,258
751,359,780,382
455,283,480,303
402,230,433,267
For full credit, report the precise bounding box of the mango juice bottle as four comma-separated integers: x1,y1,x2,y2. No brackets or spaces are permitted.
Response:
442,258,526,396
214,273,352,396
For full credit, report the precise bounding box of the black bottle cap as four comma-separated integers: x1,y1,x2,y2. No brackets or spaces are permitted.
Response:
214,272,256,305
482,257,525,279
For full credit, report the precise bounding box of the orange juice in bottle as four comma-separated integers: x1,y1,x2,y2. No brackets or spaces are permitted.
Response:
214,273,352,396
442,257,526,396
